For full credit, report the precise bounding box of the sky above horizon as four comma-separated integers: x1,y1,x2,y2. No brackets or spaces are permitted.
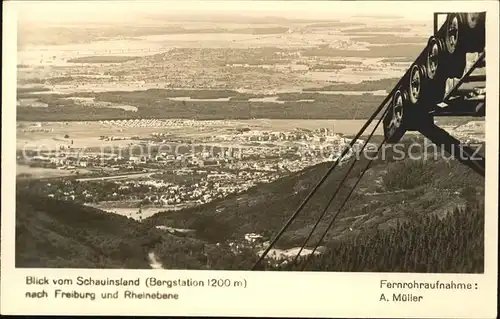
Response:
12,1,447,24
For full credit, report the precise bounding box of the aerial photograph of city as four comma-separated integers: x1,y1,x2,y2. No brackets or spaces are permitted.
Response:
15,1,486,273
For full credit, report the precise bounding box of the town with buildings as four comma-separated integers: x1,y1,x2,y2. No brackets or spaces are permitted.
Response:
17,121,365,218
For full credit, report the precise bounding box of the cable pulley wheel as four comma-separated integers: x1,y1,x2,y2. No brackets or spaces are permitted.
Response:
408,64,426,105
392,89,405,129
445,13,461,55
426,36,444,81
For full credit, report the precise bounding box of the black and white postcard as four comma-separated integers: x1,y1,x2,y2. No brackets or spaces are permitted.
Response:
1,1,498,317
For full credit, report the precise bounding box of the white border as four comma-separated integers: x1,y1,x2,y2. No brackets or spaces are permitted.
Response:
2,1,499,317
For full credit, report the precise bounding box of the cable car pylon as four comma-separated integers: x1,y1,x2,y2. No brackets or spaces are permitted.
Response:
252,12,486,270
382,12,486,177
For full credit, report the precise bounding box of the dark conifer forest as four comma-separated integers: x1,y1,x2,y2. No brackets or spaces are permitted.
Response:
284,201,484,273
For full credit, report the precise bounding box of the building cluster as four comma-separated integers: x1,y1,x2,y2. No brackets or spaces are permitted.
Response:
29,168,281,208
211,128,351,144
222,231,325,268
19,124,365,215
17,122,53,132
98,119,230,128
22,126,361,173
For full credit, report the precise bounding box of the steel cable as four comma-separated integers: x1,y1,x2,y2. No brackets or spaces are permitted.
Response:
251,103,392,269
251,48,419,270
288,105,390,268
299,136,388,271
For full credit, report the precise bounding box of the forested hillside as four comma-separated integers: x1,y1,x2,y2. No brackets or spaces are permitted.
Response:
16,139,485,272
283,200,484,273
148,140,484,246
16,191,158,268
15,188,255,269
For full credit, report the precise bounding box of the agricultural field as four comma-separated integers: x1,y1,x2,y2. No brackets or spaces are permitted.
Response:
16,12,434,121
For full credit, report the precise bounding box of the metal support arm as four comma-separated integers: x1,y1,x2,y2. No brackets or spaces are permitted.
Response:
418,123,485,177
